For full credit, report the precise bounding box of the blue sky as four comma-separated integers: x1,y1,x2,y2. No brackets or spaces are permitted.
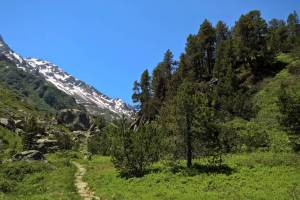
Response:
0,0,299,103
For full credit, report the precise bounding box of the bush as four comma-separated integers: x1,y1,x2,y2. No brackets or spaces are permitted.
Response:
87,132,111,155
268,129,291,152
0,178,16,193
54,132,73,150
277,86,300,134
110,118,163,177
288,61,300,75
225,119,270,151
0,161,50,181
87,116,110,155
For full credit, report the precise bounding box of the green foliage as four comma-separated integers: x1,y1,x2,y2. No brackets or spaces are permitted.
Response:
233,10,273,77
287,60,300,75
164,81,229,167
0,152,80,199
22,115,43,150
267,18,289,53
87,116,110,155
225,119,270,151
0,61,79,114
277,85,300,151
287,11,300,49
83,153,300,200
0,126,22,161
278,85,300,134
54,132,73,150
151,50,174,112
110,118,163,177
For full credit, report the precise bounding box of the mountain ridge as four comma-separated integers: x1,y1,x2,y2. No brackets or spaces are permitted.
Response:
0,35,134,118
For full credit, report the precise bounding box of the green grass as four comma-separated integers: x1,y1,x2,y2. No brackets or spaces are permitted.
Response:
82,153,300,200
223,54,300,153
0,82,42,118
0,152,81,200
0,126,22,161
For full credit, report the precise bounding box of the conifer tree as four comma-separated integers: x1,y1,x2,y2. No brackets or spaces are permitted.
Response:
198,19,216,78
215,21,229,49
139,70,156,121
132,80,141,110
267,19,289,53
233,10,270,77
152,50,174,110
287,11,300,49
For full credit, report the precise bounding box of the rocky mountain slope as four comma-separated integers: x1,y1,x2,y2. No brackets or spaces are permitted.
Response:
0,35,134,118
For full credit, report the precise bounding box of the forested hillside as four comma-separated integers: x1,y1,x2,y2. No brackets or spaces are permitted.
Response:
104,10,300,175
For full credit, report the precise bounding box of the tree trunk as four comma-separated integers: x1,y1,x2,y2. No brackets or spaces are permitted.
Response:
186,116,192,168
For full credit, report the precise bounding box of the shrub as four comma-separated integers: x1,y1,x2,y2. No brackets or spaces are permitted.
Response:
277,86,300,134
0,178,16,193
225,119,270,151
54,132,73,150
87,132,111,155
287,61,300,75
0,161,50,181
110,118,163,177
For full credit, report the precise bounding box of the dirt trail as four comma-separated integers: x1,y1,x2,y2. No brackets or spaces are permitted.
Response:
73,161,100,200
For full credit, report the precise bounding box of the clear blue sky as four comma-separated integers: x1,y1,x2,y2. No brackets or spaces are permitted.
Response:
0,1,299,103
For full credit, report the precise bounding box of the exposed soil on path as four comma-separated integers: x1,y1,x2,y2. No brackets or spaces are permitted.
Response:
73,161,100,200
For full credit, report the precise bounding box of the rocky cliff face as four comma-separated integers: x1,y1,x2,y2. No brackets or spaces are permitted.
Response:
0,36,134,118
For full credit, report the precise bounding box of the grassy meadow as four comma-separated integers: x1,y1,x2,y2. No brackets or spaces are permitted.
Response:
81,153,300,200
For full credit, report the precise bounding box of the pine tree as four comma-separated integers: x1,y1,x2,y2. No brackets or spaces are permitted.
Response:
198,19,216,78
216,21,229,49
132,80,141,110
287,11,300,49
22,116,40,150
170,81,199,168
267,19,289,53
152,50,174,110
139,70,155,121
233,10,270,77
110,117,163,177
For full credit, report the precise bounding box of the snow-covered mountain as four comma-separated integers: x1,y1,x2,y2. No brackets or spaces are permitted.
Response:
0,35,134,117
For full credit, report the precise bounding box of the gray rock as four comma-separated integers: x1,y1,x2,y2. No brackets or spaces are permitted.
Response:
36,139,59,153
57,109,90,131
15,128,24,135
12,150,44,161
14,119,24,129
0,118,16,131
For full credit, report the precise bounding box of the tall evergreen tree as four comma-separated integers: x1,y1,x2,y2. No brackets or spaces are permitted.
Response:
287,11,300,49
197,19,216,79
132,80,141,110
215,21,229,49
233,10,270,77
267,19,289,53
152,50,174,110
139,70,155,121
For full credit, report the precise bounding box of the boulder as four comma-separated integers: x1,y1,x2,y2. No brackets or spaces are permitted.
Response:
12,150,44,161
0,118,16,131
15,128,25,135
36,139,59,153
14,119,24,129
57,109,90,131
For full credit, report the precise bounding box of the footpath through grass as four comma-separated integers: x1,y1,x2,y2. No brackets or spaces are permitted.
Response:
82,152,300,200
0,152,81,200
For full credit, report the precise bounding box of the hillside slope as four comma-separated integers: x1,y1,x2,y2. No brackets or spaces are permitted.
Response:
0,60,80,115
0,35,134,118
225,54,300,152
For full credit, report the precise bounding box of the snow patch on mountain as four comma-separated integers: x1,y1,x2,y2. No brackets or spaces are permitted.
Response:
0,35,134,117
